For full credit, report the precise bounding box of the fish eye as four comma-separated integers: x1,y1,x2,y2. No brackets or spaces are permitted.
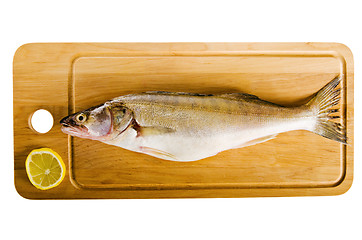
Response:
76,113,87,123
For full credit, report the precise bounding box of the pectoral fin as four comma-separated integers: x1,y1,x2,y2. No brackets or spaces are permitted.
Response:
139,126,175,136
233,134,278,149
131,119,175,137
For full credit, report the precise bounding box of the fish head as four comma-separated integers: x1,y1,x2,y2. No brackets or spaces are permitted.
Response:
60,104,112,140
60,102,133,141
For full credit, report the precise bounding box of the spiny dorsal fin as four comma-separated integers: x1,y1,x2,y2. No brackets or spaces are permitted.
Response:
144,91,261,99
215,93,261,101
143,91,262,102
144,91,214,97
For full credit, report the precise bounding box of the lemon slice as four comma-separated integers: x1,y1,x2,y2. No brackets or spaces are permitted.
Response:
25,148,65,190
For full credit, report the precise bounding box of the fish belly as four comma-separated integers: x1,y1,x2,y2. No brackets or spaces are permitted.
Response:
105,116,313,161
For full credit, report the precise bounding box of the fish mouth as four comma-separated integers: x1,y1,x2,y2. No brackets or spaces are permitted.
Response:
59,116,83,136
60,117,70,132
60,124,87,137
60,116,71,126
60,116,79,129
60,124,76,135
60,122,71,127
60,119,72,133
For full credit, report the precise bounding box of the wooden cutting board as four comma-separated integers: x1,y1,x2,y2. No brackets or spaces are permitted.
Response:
13,43,354,199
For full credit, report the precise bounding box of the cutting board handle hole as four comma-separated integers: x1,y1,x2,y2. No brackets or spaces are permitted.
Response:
29,109,53,134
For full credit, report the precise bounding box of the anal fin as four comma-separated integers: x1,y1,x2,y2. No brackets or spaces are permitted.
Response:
232,134,278,149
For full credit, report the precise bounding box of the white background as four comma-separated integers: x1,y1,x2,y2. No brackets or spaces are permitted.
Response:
1,0,360,239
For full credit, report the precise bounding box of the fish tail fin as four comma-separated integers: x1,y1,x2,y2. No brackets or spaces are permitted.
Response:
306,75,347,144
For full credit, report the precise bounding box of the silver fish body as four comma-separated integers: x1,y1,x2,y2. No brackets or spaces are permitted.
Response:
60,76,346,161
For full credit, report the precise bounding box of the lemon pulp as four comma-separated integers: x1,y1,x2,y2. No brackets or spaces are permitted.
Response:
25,148,65,190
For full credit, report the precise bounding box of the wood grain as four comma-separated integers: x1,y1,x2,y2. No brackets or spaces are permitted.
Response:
13,43,354,199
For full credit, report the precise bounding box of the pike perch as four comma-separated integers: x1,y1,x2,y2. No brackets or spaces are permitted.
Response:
60,76,346,161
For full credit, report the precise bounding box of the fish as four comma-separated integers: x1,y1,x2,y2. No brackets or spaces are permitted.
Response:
60,76,347,162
